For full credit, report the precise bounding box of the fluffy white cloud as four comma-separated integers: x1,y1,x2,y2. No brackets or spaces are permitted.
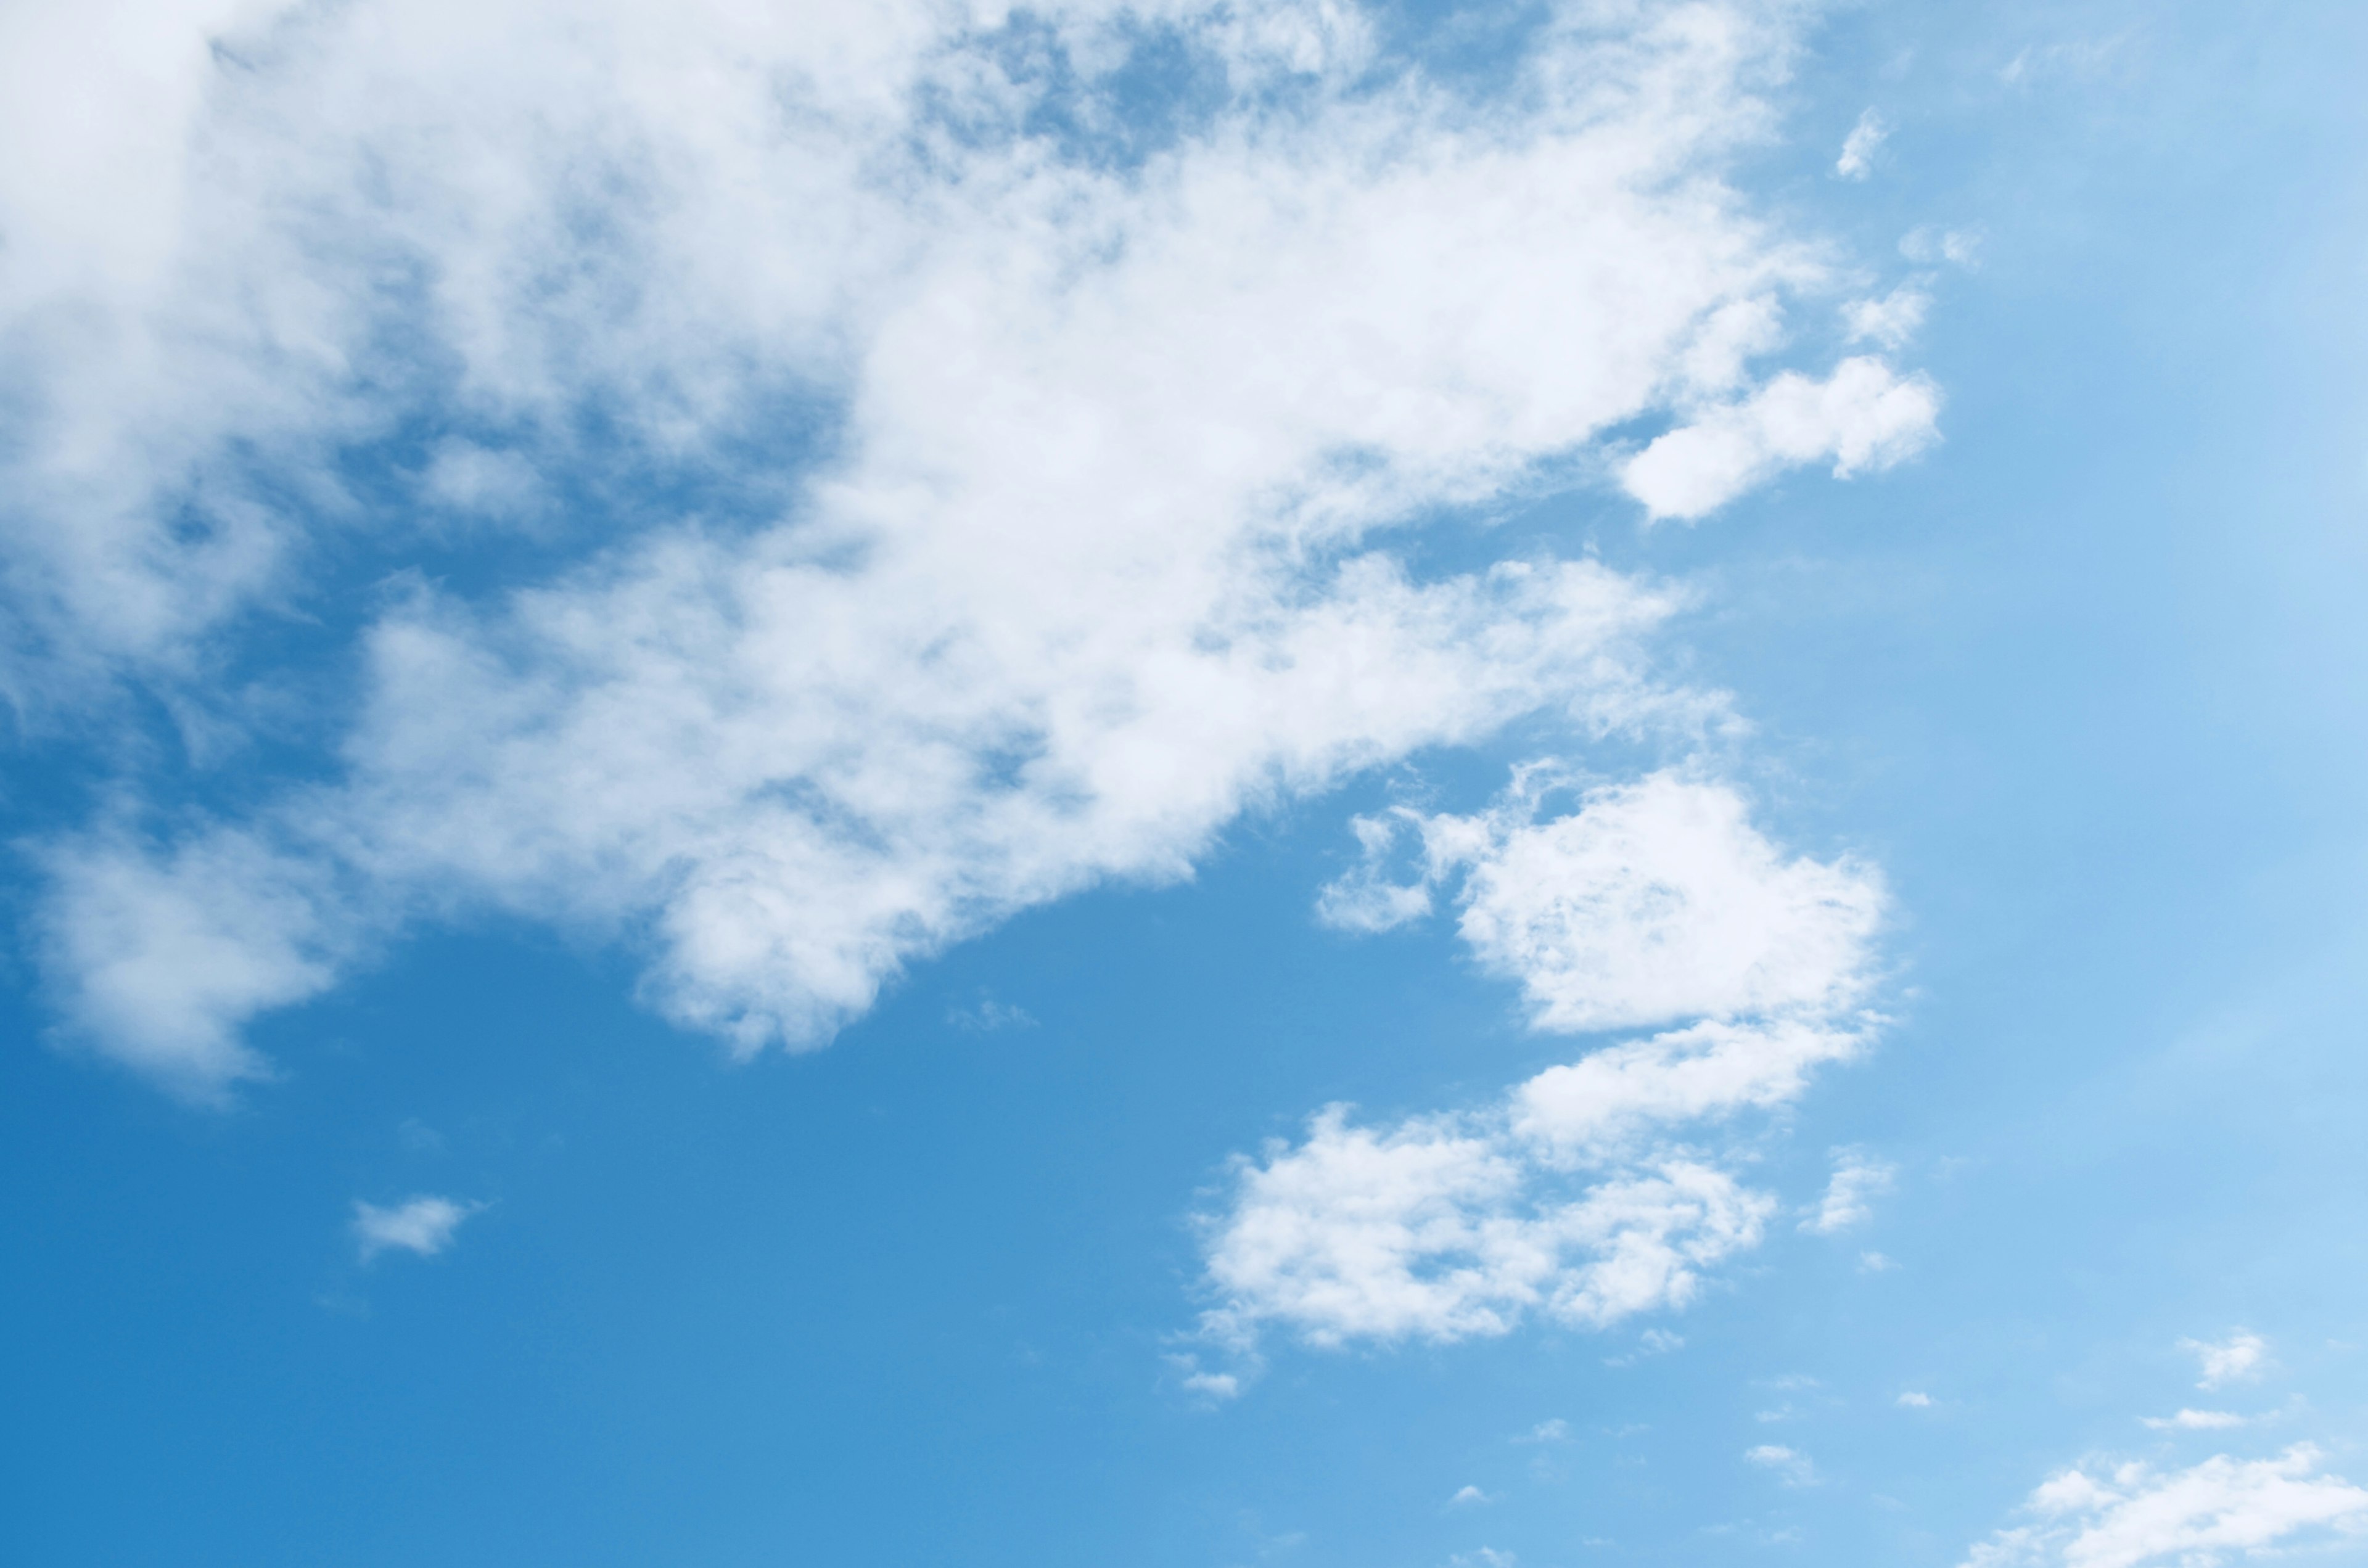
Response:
1960,1446,2368,1568
352,1194,479,1262
1622,355,1941,520
1202,1109,1772,1347
2182,1332,2268,1390
1801,1147,1894,1234
5,0,1934,1096
1198,766,1882,1356
1320,771,1885,1034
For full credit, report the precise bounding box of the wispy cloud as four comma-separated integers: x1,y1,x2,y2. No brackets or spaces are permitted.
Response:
1802,1149,1895,1234
2182,1332,2269,1390
2141,1410,2251,1432
1836,109,1888,180
1959,1445,2368,1568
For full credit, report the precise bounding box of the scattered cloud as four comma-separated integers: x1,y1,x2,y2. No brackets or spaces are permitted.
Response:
1746,1445,1817,1487
1519,1419,1572,1445
1449,1486,1497,1508
2182,1332,2268,1390
1449,1551,1515,1568
1200,768,1885,1358
1802,1149,1895,1234
1959,1445,2368,1568
352,1195,480,1263
1836,110,1888,180
6,0,1934,1102
1899,1392,1933,1408
1859,1250,1897,1272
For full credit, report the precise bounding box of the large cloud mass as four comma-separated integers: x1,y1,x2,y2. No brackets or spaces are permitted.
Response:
1,0,1936,1098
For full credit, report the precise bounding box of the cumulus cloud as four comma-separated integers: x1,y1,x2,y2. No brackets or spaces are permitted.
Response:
1198,766,1883,1357
352,1194,479,1262
1321,770,1885,1035
2182,1332,2268,1390
1899,1391,1932,1408
1801,1148,1894,1234
1622,356,1941,520
2,0,1934,1098
1960,1446,2368,1568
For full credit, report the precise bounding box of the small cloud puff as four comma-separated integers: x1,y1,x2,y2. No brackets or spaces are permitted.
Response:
1746,1445,1818,1487
1802,1149,1894,1234
1449,1485,1498,1507
1519,1419,1572,1444
1836,110,1887,179
2182,1332,2268,1390
1843,285,1930,351
352,1195,480,1263
1899,1391,1933,1408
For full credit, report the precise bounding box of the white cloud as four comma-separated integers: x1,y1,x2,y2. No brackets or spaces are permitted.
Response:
1959,1446,2368,1568
1519,1419,1572,1444
1449,1550,1515,1568
1801,1148,1894,1234
1898,1391,1932,1408
1198,765,1883,1358
352,1194,479,1262
2182,1332,2268,1390
2141,1410,2250,1432
1835,109,1887,180
1449,1485,1497,1507
6,0,1934,1099
1622,356,1941,520
1843,284,1931,351
1201,1109,1771,1347
1746,1445,1817,1487
1322,771,1885,1038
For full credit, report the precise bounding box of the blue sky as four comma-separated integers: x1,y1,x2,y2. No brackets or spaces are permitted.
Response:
4,2,2367,1564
